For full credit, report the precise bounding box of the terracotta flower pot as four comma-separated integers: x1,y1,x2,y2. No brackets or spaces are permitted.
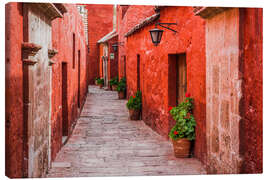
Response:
129,109,141,120
118,91,125,99
112,85,117,91
171,138,191,158
99,84,103,89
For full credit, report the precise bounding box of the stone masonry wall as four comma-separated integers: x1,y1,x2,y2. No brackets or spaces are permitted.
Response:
205,8,243,174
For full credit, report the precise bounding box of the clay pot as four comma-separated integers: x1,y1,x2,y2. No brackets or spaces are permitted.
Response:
118,91,125,99
99,84,103,89
112,85,117,91
129,109,141,120
171,138,191,158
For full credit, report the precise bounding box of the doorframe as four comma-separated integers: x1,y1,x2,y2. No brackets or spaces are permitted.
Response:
176,53,187,105
168,53,187,130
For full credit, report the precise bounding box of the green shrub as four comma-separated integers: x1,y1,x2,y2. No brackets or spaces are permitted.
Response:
126,91,142,110
95,77,100,81
97,78,104,85
168,94,196,141
109,77,118,86
116,77,126,92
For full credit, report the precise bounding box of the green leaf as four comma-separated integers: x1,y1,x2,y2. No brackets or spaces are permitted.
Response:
168,97,196,140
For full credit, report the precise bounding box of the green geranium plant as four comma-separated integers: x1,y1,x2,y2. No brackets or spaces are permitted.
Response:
109,77,118,86
97,78,104,85
168,93,196,141
126,91,142,110
116,77,126,92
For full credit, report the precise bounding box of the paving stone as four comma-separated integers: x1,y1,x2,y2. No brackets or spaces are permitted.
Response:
52,162,71,168
46,85,206,177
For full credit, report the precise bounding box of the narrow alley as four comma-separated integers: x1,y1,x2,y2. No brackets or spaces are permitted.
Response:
5,2,263,178
46,86,206,177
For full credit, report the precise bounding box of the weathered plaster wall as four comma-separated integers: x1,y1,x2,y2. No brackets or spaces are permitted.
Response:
117,5,155,79
239,8,263,174
125,6,206,164
25,5,52,177
51,4,88,162
204,7,263,174
5,3,88,178
5,2,24,178
205,8,243,174
85,5,114,84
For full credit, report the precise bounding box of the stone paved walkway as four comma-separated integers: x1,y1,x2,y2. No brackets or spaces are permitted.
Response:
46,85,206,177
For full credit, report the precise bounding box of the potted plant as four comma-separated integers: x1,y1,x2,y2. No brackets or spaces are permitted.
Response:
95,77,99,85
97,78,104,89
126,91,142,120
116,77,126,99
168,93,196,158
109,77,118,91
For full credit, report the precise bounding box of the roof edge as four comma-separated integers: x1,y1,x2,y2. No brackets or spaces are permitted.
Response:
124,13,160,38
97,29,118,43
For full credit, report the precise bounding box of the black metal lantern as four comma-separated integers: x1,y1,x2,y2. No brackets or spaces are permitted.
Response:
112,43,118,52
149,28,164,46
149,22,177,46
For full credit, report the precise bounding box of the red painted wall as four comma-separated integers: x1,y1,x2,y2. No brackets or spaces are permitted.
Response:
108,35,119,81
5,2,24,178
85,4,114,84
5,3,88,177
117,5,155,79
239,8,263,173
125,6,207,164
51,4,88,161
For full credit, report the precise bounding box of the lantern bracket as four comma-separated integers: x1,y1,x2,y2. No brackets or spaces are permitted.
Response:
112,41,124,46
155,22,177,33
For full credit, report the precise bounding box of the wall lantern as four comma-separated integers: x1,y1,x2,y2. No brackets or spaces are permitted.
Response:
112,43,118,52
111,42,124,52
149,22,177,46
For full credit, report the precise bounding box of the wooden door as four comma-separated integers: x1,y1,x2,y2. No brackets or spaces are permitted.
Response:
62,62,68,136
124,56,126,77
177,54,187,104
103,57,108,87
137,54,140,91
77,50,81,108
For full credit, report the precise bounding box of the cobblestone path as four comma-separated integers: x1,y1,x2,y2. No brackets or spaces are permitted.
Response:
46,86,206,177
